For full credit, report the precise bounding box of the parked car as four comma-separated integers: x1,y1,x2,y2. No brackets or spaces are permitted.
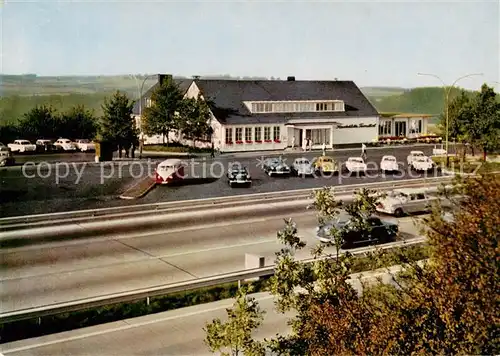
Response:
406,150,427,166
380,155,399,173
155,159,185,185
376,188,438,217
54,138,77,151
0,146,15,166
7,140,37,153
410,156,436,172
291,157,314,176
35,139,58,153
344,157,367,174
227,165,252,187
263,157,291,176
316,213,399,249
75,139,96,152
432,144,447,156
311,155,339,175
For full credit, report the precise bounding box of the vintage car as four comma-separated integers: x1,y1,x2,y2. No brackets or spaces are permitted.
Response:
291,157,314,176
376,188,438,217
406,150,427,165
0,146,15,166
316,213,399,249
155,159,185,185
410,156,435,172
344,157,368,174
35,139,58,153
263,157,291,176
75,139,96,152
380,155,399,173
311,156,338,174
432,144,447,156
8,139,37,153
227,165,252,187
54,138,77,151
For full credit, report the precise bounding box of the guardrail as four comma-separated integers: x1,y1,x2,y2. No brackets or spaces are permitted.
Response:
0,237,426,324
0,176,454,231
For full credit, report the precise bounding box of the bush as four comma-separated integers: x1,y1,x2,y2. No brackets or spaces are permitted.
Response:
144,143,212,154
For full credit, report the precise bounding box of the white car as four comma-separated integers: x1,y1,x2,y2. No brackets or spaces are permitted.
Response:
380,155,399,173
291,158,314,176
410,156,435,172
432,144,447,156
407,150,427,166
345,157,367,174
54,138,77,151
376,188,438,217
75,139,96,152
7,140,37,153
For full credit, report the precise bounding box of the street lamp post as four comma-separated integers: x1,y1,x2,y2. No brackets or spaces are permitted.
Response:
417,72,483,166
129,74,158,159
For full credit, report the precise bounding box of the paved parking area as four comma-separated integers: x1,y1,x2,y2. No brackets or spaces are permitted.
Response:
0,145,445,217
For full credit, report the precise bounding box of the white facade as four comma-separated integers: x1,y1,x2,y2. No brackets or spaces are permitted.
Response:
378,115,430,138
221,124,287,152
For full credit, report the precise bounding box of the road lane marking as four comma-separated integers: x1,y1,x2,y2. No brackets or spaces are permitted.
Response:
0,294,275,354
0,216,424,281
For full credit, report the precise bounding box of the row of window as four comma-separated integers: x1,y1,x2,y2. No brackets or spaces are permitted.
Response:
225,126,281,144
251,101,344,114
379,120,424,136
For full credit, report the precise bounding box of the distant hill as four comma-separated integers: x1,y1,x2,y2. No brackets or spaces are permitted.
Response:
370,86,475,116
0,74,486,125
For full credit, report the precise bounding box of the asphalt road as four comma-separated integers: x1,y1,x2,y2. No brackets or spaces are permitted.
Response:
0,145,445,217
1,268,400,355
0,213,423,315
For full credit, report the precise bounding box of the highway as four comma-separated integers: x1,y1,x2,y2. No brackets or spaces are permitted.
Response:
0,212,425,316
0,267,401,355
0,145,446,217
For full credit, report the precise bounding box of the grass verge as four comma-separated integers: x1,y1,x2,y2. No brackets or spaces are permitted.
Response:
0,243,428,344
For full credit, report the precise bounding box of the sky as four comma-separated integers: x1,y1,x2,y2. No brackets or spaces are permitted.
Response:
1,0,499,89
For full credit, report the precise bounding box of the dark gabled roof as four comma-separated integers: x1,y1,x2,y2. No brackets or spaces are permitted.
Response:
132,79,192,115
194,79,379,124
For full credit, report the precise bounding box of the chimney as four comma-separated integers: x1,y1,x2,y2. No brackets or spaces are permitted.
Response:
287,76,295,81
158,74,173,86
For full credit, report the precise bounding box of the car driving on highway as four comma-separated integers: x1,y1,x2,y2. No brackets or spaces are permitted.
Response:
227,165,252,187
291,157,314,176
376,188,437,217
263,157,291,176
380,155,399,173
316,213,399,249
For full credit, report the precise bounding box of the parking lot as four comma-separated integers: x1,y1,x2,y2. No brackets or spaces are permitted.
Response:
0,145,446,217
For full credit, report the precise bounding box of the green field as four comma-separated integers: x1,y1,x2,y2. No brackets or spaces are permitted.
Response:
0,74,480,125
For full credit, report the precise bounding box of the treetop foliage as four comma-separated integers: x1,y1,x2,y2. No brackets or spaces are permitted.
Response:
204,175,500,355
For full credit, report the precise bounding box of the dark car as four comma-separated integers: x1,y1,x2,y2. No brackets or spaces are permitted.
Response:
227,166,252,187
316,215,398,249
263,157,291,177
35,139,58,153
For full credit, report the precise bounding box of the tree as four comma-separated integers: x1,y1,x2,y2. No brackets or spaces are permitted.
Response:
17,105,59,140
179,94,214,147
99,91,137,157
441,91,471,144
58,105,97,139
205,176,500,354
142,79,184,145
466,84,500,159
204,285,266,356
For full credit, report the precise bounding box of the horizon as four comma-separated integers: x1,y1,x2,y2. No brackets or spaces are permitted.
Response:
1,0,499,91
